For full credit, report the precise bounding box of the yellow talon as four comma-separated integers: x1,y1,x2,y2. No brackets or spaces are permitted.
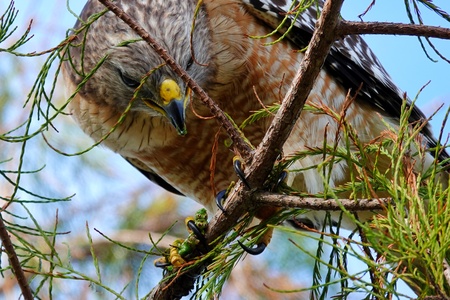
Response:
169,239,186,267
154,209,208,271
185,217,195,233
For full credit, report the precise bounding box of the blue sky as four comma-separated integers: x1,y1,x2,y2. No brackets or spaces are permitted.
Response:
341,0,450,137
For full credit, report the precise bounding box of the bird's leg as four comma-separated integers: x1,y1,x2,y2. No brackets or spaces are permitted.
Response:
179,208,209,256
224,153,288,255
237,169,288,255
154,257,172,269
154,208,208,271
233,159,289,254
218,157,286,211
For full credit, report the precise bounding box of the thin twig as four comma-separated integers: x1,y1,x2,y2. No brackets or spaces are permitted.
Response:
0,213,34,300
339,21,450,40
358,0,376,20
252,192,390,211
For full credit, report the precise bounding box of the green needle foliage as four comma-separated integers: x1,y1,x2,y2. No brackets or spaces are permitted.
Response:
191,90,450,299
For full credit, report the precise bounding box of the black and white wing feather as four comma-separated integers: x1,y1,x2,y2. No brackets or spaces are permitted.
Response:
125,157,184,196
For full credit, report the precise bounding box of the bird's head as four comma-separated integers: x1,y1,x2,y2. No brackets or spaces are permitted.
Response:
65,0,214,136
107,46,195,136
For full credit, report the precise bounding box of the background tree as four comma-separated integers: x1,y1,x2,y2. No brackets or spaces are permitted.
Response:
0,0,449,299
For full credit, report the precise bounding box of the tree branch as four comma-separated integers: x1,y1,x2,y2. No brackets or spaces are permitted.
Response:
0,213,34,300
339,21,450,40
252,192,390,211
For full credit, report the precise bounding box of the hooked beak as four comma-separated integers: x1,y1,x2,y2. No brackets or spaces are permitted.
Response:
159,79,189,136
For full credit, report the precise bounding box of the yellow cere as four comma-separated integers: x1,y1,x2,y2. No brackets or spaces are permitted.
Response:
160,79,181,105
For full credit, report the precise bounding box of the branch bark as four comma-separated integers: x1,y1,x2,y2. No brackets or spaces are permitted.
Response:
339,21,450,40
0,213,34,300
252,192,390,211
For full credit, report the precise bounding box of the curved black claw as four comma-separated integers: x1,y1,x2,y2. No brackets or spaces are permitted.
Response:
237,240,266,255
287,218,317,230
154,260,171,268
186,220,207,247
215,189,227,213
275,170,288,189
233,158,251,189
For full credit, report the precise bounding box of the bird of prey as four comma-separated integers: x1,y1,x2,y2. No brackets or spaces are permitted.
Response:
62,0,447,230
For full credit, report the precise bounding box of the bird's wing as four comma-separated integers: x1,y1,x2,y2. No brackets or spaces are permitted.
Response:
242,0,448,159
124,157,184,196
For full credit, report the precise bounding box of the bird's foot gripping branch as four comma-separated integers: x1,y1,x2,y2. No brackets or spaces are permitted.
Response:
154,209,209,274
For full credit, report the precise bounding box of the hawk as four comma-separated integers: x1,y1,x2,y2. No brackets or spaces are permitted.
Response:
62,0,447,230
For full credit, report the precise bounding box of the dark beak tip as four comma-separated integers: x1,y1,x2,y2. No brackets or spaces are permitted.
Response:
165,100,187,136
176,125,187,136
